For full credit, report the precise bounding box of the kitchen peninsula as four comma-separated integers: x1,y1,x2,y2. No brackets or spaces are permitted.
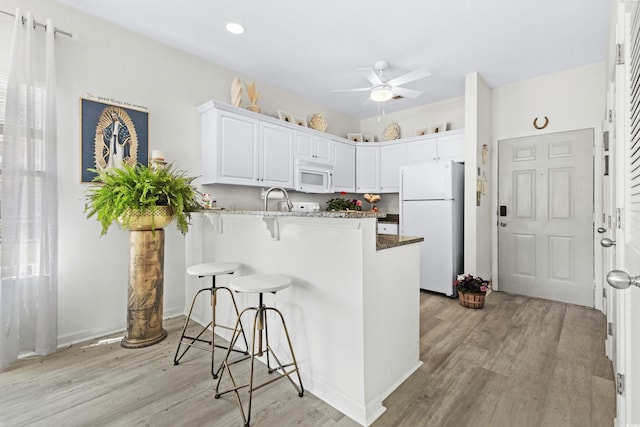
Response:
185,210,423,426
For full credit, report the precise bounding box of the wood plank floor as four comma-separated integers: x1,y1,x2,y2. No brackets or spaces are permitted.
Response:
0,291,615,427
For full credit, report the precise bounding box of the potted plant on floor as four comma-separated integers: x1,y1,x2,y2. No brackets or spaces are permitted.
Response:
85,163,200,348
455,274,490,309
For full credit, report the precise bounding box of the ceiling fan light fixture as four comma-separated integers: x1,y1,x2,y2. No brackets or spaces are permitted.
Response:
225,22,245,35
370,85,393,102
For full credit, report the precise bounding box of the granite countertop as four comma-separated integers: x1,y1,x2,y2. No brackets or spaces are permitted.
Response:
198,209,385,219
376,234,423,250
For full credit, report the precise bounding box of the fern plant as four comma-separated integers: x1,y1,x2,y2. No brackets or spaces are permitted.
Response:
84,163,200,236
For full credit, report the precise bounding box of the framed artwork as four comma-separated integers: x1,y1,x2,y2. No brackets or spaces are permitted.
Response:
363,134,375,142
277,109,294,123
81,97,149,183
293,115,307,127
347,133,363,142
416,128,429,136
428,122,448,134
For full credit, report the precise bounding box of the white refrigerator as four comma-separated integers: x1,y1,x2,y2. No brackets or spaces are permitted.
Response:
400,161,464,296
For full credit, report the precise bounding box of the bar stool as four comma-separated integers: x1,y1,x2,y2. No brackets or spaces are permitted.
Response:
215,274,304,427
173,262,249,379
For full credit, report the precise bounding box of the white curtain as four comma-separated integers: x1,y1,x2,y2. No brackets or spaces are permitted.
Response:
0,10,58,368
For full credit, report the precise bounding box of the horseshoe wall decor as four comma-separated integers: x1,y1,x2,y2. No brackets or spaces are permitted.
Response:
533,116,549,130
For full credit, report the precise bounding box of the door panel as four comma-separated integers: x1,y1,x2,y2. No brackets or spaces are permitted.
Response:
498,129,594,306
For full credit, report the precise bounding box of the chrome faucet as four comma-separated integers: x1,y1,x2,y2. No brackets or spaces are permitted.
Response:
264,187,293,211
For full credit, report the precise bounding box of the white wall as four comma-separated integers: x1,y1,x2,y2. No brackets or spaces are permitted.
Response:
360,96,465,141
464,73,492,280
491,62,606,297
0,0,359,346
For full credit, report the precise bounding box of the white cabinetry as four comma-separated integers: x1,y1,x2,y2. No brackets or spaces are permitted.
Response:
380,143,407,192
333,140,356,192
356,145,380,193
260,122,294,187
199,102,293,188
378,222,399,235
295,132,332,164
356,142,406,193
435,130,465,162
406,129,464,164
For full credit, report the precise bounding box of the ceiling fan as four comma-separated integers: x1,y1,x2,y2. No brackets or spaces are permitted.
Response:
332,60,431,103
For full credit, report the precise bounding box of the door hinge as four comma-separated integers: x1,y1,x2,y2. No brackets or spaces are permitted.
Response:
608,110,613,123
616,208,622,229
603,287,607,298
616,373,625,395
608,215,612,229
617,43,625,65
608,321,614,336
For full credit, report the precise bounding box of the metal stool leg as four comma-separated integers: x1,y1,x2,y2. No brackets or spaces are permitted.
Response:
174,287,213,365
214,293,304,427
174,275,250,379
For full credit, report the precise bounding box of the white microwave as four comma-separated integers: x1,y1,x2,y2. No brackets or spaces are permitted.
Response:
294,159,333,193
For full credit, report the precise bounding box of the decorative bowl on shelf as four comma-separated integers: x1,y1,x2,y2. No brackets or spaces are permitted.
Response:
383,121,401,140
308,113,328,132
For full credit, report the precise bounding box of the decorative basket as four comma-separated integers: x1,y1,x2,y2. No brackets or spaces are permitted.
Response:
458,292,486,309
119,206,175,231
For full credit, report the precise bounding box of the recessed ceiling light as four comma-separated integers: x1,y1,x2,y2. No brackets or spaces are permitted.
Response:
225,22,245,35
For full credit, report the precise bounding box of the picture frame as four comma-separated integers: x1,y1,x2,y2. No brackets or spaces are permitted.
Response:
416,128,429,136
428,122,448,134
293,115,307,127
363,134,376,143
347,133,363,142
80,97,149,183
277,109,294,124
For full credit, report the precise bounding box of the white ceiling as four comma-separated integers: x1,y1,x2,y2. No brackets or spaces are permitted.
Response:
58,0,610,119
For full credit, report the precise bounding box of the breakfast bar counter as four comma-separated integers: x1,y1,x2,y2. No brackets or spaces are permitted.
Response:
184,211,422,426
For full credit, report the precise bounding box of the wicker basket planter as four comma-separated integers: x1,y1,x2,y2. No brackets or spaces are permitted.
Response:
458,291,486,309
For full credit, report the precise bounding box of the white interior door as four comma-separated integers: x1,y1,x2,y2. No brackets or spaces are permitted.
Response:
609,3,640,424
498,129,594,306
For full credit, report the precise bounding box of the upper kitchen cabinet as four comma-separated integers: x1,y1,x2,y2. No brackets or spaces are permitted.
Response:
356,142,406,194
333,139,356,193
406,129,464,164
295,132,333,164
356,145,380,193
200,106,258,184
380,143,407,192
260,122,294,187
199,101,293,188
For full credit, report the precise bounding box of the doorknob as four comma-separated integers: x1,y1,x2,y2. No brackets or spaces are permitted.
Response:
499,222,507,227
607,270,640,289
597,227,606,234
600,238,616,247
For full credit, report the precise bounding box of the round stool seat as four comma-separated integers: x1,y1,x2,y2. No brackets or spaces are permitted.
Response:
187,262,240,277
229,274,291,294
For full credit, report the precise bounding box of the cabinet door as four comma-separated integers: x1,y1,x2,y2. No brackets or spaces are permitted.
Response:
217,110,259,183
314,135,333,163
406,137,437,165
333,140,355,192
260,122,294,188
380,143,407,193
294,132,314,161
356,145,380,193
436,131,465,162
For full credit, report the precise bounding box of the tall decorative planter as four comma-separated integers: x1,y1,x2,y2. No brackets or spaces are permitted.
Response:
458,292,486,309
122,230,167,348
84,163,199,349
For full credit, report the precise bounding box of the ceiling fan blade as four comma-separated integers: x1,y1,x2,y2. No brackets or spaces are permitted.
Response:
387,67,431,87
357,67,384,86
331,87,371,93
392,87,423,99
